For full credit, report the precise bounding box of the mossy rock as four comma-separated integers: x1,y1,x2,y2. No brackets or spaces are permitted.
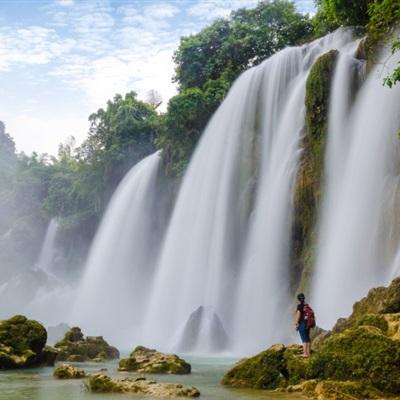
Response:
314,380,382,400
89,374,122,393
0,315,47,355
53,363,86,379
88,374,200,397
355,313,389,333
221,344,288,389
118,346,191,374
333,277,400,334
310,326,400,394
0,315,52,369
55,327,119,362
291,49,339,295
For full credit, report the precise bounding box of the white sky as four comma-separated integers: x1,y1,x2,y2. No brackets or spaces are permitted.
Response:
0,0,315,155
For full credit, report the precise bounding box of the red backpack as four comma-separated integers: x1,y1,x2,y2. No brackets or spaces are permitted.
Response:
303,304,316,329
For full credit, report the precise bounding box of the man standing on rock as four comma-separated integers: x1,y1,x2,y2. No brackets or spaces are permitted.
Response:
295,293,315,358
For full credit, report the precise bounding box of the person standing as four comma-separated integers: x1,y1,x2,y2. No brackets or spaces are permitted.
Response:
295,293,315,358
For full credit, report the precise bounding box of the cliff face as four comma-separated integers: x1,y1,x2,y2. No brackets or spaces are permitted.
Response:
290,49,339,295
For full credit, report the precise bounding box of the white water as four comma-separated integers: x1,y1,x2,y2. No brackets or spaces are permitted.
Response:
142,29,355,355
312,47,400,328
72,151,162,346
36,218,59,274
69,28,400,354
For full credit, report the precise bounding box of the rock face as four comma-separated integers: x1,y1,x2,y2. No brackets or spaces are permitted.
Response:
54,327,119,362
333,277,400,333
175,306,230,352
53,363,86,379
291,49,339,295
0,315,57,369
223,278,400,399
119,346,191,374
89,374,200,397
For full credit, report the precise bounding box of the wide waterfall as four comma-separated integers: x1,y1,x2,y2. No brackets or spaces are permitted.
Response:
142,29,355,355
72,151,163,346
71,28,400,355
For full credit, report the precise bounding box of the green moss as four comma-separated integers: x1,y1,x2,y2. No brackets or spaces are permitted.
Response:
88,374,122,393
54,328,119,362
221,344,287,389
291,49,339,295
356,314,389,333
310,326,400,394
53,364,86,379
333,277,400,333
119,346,191,374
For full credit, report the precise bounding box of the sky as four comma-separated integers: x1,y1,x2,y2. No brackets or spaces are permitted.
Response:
0,0,315,155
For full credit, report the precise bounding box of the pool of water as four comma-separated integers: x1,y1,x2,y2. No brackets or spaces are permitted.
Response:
0,357,306,400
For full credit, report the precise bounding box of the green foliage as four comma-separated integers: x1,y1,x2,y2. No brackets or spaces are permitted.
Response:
316,0,372,27
156,78,230,175
159,0,313,175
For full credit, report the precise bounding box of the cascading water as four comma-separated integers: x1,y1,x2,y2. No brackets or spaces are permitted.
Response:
71,28,400,355
72,151,163,346
36,218,59,275
142,29,355,355
312,46,400,328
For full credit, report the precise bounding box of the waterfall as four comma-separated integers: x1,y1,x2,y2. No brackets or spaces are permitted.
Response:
142,29,355,355
72,151,163,346
312,46,400,328
36,218,59,275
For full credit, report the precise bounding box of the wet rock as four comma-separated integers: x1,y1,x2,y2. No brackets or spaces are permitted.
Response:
55,327,119,362
176,306,230,352
119,346,191,374
221,343,288,389
53,363,86,379
0,315,56,369
88,374,200,397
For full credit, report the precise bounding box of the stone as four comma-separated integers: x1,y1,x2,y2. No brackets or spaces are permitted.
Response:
55,327,119,362
53,363,86,379
88,374,200,397
0,315,55,369
221,343,288,389
119,346,191,374
175,306,230,352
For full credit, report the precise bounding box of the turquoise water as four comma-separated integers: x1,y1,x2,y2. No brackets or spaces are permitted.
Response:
0,357,306,399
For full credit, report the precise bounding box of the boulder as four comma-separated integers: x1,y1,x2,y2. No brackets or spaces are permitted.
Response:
55,327,119,362
175,306,230,352
119,346,191,374
0,315,56,369
221,344,289,389
53,363,86,379
47,323,70,346
88,374,200,397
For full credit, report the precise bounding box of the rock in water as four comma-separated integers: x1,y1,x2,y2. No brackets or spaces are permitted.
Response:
0,315,57,368
176,306,230,352
119,346,191,374
54,327,119,362
53,363,86,379
89,374,200,397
